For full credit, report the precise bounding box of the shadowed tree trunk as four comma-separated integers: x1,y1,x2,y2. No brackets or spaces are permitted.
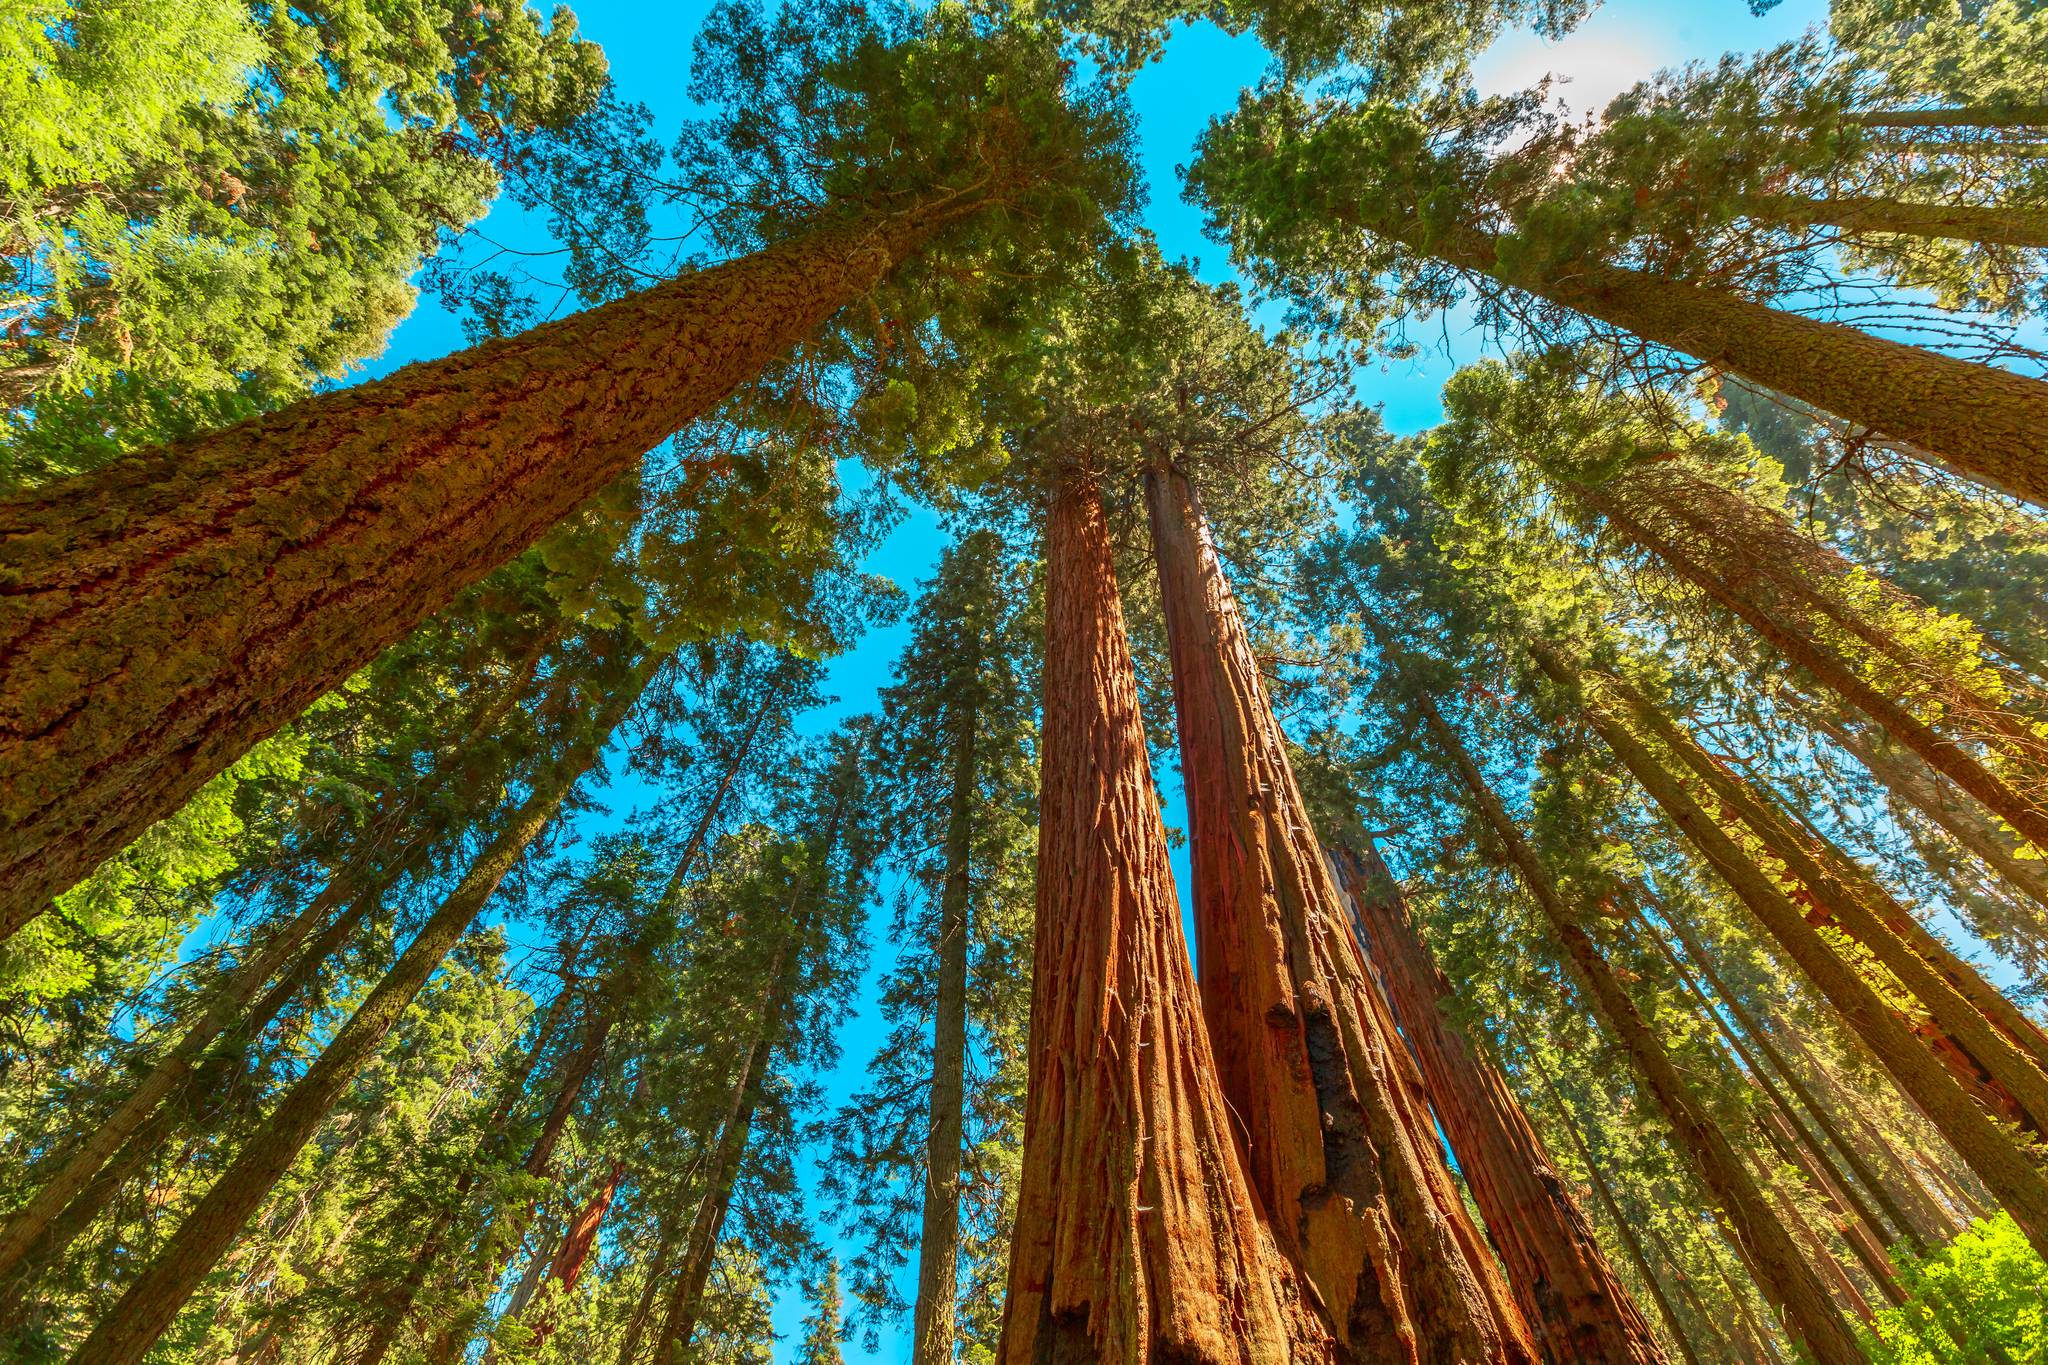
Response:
1352,612,1865,1365
0,196,973,923
999,466,1333,1365
1511,1039,1709,1365
1146,465,1530,1362
1540,650,2048,1266
1332,841,1666,1364
1738,195,2048,248
69,646,667,1365
1607,676,2048,1121
911,644,977,1365
1570,470,2048,855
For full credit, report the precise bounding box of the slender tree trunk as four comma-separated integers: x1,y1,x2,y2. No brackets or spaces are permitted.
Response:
1610,677,2048,1129
526,1160,628,1349
1756,1108,1905,1309
1544,653,2048,1265
1332,841,1666,1364
1575,479,2048,854
1836,106,2048,130
911,656,976,1365
0,195,974,921
1404,217,2048,505
1813,709,2048,917
1514,1044,1707,1365
1738,194,2048,247
68,647,666,1365
999,467,1333,1365
616,1230,674,1365
1146,466,1530,1361
1356,609,1865,1365
646,976,785,1365
1637,905,1920,1257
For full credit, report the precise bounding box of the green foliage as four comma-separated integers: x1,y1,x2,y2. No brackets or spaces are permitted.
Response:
1864,1214,2048,1363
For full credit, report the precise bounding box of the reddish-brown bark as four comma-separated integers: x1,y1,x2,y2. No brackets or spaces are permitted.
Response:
1146,466,1530,1363
0,198,968,923
1352,613,1864,1365
528,1161,629,1348
999,467,1333,1365
1332,842,1665,1365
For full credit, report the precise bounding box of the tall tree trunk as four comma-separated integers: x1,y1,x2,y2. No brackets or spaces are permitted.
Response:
0,196,972,921
1146,465,1530,1362
999,467,1333,1365
1513,1043,1708,1365
69,647,666,1365
1357,608,1865,1365
1543,652,2048,1264
1403,217,2048,505
1608,676,2048,1125
911,653,977,1365
1635,903,1921,1257
1812,709,2048,917
353,697,766,1365
615,1229,674,1365
1836,106,2048,130
645,967,788,1365
1571,474,2048,854
1332,841,1666,1364
1738,194,2048,247
526,1160,628,1349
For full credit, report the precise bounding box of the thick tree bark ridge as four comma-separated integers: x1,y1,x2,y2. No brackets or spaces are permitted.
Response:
1145,465,1532,1363
1000,467,1334,1365
0,196,967,920
1330,842,1666,1364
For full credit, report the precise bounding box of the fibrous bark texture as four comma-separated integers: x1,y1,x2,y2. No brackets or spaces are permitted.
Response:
70,649,664,1365
1146,466,1530,1363
1418,221,2048,507
1740,194,2048,248
1354,617,1864,1365
999,467,1332,1365
0,201,958,921
1332,843,1665,1365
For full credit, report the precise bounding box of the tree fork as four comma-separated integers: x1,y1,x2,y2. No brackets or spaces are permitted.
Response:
1146,465,1530,1362
999,466,1333,1365
0,195,972,921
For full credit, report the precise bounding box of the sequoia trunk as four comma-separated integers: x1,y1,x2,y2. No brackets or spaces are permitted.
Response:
1146,466,1530,1362
999,467,1332,1364
71,648,666,1365
1333,842,1666,1364
1356,613,1865,1365
1544,654,2048,1265
0,198,966,919
1739,195,2048,248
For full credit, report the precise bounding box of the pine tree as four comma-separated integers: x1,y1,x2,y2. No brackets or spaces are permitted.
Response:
797,1260,848,1365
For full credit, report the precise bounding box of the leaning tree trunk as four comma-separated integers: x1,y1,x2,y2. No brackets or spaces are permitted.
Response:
1572,480,2048,859
525,1160,628,1350
1811,708,2048,917
911,663,977,1365
1607,676,2048,1127
1738,195,2048,248
998,466,1332,1365
1401,218,2048,506
1544,652,2048,1265
1354,613,1866,1365
1146,464,1531,1362
0,194,972,923
1332,841,1666,1364
70,647,666,1365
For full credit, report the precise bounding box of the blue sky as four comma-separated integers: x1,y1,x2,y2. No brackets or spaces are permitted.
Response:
365,0,1837,1355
